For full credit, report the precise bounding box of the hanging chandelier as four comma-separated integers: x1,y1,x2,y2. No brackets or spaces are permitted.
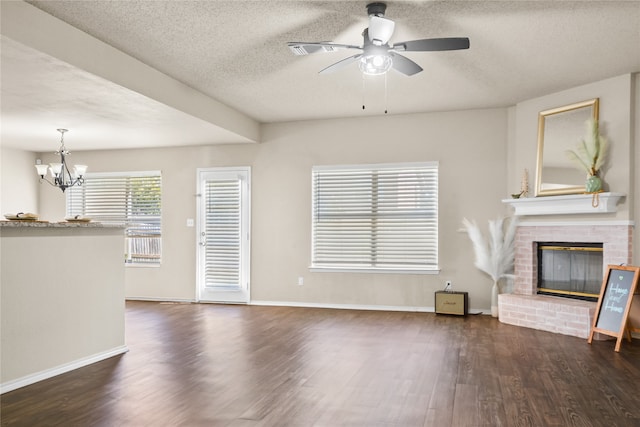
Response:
35,129,88,192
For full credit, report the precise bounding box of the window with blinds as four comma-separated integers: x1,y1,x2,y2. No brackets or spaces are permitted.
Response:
66,171,162,265
312,162,438,272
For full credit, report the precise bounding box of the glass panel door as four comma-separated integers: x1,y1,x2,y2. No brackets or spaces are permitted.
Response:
197,168,250,303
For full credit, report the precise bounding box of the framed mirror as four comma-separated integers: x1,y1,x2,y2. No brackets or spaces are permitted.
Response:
535,98,599,196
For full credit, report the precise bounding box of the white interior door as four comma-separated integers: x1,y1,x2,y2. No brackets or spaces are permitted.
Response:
197,167,250,303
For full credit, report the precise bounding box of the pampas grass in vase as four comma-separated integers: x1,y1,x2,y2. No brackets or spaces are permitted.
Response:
565,118,608,193
461,216,518,317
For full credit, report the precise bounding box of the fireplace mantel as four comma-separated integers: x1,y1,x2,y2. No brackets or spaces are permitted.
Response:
502,192,625,216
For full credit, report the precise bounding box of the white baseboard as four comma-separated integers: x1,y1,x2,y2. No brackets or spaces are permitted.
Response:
126,297,196,303
251,300,489,315
128,297,490,315
251,300,431,312
251,300,433,312
1,345,129,394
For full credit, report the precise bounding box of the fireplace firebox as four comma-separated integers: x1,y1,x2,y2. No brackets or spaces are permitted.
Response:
537,242,603,301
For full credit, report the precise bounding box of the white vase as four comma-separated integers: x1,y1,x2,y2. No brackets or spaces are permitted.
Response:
491,281,499,318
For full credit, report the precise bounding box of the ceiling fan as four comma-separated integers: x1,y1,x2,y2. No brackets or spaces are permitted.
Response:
288,2,470,76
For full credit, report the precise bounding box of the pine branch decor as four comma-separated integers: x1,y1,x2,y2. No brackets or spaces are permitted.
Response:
565,118,608,177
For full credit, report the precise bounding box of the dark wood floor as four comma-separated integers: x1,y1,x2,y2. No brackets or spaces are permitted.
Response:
2,301,640,426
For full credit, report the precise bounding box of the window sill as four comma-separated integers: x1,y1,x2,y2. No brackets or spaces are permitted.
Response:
309,266,440,275
125,263,161,268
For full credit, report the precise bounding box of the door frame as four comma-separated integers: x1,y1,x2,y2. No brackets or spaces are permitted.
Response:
195,167,251,303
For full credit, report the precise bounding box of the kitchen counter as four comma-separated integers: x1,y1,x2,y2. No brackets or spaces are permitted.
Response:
0,220,123,228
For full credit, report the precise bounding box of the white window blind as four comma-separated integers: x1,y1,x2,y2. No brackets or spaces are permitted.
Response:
312,162,438,272
67,171,162,264
204,179,241,287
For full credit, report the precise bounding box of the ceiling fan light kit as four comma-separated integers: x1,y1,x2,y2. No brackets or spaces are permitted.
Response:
287,2,470,77
359,48,393,75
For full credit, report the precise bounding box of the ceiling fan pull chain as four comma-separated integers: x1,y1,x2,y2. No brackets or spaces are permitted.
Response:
384,73,388,114
362,74,366,110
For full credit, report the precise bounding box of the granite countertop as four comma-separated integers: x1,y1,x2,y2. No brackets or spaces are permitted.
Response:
0,220,124,228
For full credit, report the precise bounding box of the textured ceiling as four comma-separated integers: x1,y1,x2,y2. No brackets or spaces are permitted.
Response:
2,0,639,151
1,36,252,151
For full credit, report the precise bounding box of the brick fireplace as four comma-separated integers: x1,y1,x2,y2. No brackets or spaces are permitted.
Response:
499,222,633,338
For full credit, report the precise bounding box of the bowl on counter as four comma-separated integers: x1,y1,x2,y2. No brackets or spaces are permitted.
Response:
64,215,92,223
4,212,39,221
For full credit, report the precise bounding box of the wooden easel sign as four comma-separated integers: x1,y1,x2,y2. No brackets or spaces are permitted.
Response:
588,265,640,352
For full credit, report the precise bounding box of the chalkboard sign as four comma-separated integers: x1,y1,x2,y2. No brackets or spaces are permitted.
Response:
588,265,640,352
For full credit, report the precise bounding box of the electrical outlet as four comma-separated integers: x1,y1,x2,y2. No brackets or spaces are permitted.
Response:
445,281,452,291
297,276,304,286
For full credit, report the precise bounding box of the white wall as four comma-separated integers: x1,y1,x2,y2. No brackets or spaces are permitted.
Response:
1,226,126,390
0,148,39,215
510,74,635,221
37,108,509,312
0,147,2,215
254,110,508,308
634,73,639,266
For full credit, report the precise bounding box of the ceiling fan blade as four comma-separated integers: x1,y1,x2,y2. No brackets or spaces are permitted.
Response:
288,42,361,56
319,54,362,74
389,53,423,76
393,37,470,52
